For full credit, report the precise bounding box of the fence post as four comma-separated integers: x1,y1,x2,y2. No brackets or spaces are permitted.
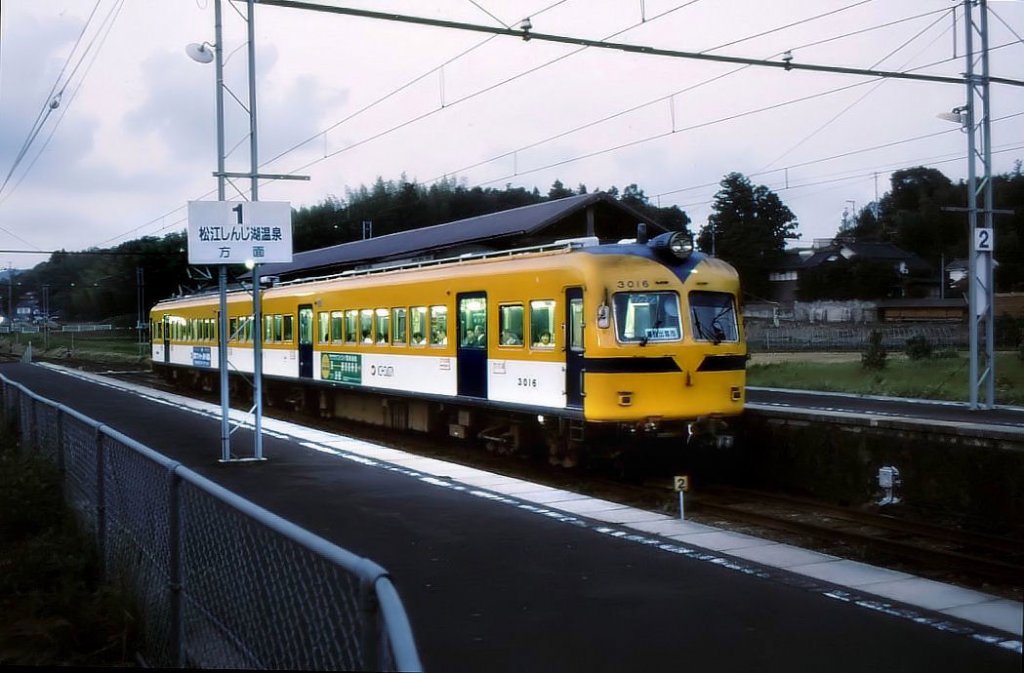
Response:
95,427,107,575
55,408,65,475
360,576,381,672
167,466,184,668
29,397,38,451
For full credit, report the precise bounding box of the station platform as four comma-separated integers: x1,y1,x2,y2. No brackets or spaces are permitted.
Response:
2,361,1021,672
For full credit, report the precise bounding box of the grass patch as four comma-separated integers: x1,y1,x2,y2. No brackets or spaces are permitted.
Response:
747,351,1024,405
0,424,140,666
1,333,149,364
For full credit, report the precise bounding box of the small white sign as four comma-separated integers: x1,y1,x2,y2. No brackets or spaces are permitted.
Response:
187,201,293,264
974,227,994,253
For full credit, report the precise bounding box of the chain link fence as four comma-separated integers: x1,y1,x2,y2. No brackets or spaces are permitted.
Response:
745,323,969,353
1,374,422,671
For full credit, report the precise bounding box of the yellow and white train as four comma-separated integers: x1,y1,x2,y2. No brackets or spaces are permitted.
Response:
150,229,746,464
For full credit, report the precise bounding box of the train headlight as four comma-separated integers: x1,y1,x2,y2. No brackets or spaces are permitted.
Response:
649,231,694,261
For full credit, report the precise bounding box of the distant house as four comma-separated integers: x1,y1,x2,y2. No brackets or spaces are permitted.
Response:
767,238,935,303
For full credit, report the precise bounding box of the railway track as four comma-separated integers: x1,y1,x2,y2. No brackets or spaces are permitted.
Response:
683,486,1024,595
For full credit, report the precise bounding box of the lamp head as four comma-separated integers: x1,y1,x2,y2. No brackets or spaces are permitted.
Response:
186,42,215,64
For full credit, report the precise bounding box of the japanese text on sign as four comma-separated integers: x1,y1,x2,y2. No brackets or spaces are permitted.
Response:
187,201,293,264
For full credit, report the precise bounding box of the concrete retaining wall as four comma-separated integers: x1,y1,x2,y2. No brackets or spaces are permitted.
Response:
728,407,1024,535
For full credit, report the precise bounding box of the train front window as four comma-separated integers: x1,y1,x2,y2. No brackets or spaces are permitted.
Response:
689,291,738,344
613,292,681,344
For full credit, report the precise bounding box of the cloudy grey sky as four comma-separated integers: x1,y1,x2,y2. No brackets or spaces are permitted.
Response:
1,0,1022,270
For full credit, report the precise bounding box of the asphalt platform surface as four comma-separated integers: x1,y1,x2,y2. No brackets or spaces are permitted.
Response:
2,362,1020,673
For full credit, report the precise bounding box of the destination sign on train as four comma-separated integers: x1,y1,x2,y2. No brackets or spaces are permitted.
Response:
187,201,293,265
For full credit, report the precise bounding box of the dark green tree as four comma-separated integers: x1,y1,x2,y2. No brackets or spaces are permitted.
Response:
698,172,799,299
877,167,961,269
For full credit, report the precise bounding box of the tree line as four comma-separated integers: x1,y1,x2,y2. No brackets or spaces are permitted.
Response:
9,162,1024,325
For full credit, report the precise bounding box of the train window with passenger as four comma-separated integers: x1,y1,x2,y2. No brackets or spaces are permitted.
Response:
498,304,524,347
375,308,390,344
282,314,294,343
345,310,358,344
360,309,374,343
613,292,682,344
317,312,328,343
392,308,407,345
429,305,448,346
410,307,427,346
689,291,739,344
459,297,487,348
330,311,343,343
530,300,556,348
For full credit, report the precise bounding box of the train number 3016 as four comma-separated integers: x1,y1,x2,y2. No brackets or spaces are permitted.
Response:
517,377,538,388
616,279,650,289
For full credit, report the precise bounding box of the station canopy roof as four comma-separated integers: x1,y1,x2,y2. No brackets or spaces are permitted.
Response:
261,191,666,282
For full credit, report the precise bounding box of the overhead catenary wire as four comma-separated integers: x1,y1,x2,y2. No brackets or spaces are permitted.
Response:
79,1,1024,248
0,0,106,200
0,0,127,213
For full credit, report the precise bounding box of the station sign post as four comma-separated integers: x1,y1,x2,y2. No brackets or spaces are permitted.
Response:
187,200,292,463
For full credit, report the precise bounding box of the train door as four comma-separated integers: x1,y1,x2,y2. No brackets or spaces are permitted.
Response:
456,292,487,398
162,315,170,364
298,304,314,378
565,287,584,408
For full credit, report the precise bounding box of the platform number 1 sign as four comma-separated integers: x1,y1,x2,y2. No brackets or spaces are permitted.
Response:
187,201,294,265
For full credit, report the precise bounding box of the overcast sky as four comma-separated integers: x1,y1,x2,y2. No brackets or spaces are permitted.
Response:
1,0,1022,270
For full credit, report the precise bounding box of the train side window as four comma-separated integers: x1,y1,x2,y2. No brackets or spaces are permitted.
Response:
330,310,343,343
275,315,285,342
393,308,407,345
345,310,358,344
429,305,448,346
410,306,427,346
229,317,238,342
317,312,329,344
242,316,252,342
375,308,390,344
264,316,273,343
283,314,294,343
498,304,524,347
530,300,556,348
360,309,374,343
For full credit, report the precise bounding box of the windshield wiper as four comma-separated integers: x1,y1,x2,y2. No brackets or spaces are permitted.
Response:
692,311,720,345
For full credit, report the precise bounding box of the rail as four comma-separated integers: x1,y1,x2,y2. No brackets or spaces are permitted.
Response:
0,374,423,671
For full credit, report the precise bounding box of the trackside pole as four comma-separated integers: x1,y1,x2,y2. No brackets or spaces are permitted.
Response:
674,475,689,520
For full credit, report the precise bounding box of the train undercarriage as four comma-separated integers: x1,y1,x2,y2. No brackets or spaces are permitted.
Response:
158,365,733,469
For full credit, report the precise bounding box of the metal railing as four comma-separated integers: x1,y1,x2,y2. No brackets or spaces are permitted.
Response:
0,374,422,671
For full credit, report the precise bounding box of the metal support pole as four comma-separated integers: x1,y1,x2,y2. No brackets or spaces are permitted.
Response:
247,0,265,460
963,0,995,410
252,264,264,460
214,0,232,459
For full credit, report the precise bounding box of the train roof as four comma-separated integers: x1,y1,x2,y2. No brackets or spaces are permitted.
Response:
259,192,665,282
